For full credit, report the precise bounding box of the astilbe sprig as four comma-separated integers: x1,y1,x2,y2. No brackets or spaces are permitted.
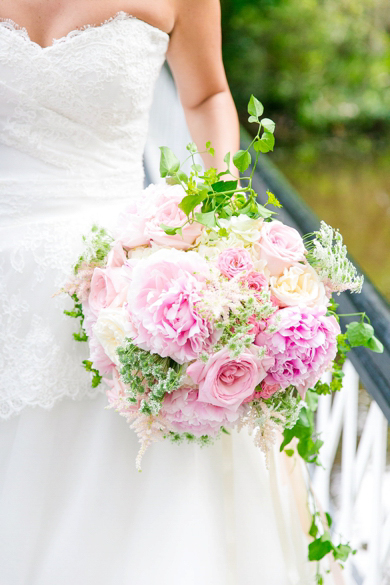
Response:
74,224,113,274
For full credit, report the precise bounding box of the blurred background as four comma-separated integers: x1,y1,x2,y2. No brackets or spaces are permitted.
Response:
221,0,390,300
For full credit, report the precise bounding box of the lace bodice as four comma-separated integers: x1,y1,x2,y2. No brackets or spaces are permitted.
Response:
0,12,169,418
0,12,169,178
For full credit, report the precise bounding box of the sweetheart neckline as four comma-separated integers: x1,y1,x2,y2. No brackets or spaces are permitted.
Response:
0,10,170,51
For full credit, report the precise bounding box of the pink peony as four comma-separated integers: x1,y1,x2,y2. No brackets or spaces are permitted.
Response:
255,305,340,398
257,220,305,276
187,346,274,411
217,247,254,279
161,386,242,437
127,248,216,364
144,184,203,250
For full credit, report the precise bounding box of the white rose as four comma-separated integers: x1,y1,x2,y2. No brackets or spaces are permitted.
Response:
129,243,165,260
93,307,134,365
219,216,263,243
270,263,327,308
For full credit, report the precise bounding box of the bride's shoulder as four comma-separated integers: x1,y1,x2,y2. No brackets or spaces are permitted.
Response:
171,0,221,32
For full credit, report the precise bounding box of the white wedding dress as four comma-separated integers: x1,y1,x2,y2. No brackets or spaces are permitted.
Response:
0,12,322,585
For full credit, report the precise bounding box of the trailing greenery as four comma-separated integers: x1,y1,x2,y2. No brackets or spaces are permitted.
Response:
74,224,113,274
63,293,88,343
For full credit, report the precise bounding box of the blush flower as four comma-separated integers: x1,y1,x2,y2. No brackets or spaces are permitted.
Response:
270,263,327,308
144,183,203,249
161,386,242,437
187,346,273,411
257,220,305,276
127,248,216,364
217,247,254,279
241,270,269,292
255,305,340,398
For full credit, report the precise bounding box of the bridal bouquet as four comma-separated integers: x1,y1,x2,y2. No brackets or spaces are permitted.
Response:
63,96,382,572
64,96,382,473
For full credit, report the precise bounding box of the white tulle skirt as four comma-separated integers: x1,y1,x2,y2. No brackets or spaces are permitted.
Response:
0,392,320,585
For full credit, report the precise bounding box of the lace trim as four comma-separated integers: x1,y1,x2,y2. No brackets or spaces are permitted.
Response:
0,11,169,50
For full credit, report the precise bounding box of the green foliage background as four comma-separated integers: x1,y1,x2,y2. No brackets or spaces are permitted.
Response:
221,0,390,143
221,0,390,299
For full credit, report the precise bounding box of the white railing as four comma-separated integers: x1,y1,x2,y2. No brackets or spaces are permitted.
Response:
312,361,389,585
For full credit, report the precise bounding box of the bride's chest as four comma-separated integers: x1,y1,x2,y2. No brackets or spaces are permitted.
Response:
0,14,169,121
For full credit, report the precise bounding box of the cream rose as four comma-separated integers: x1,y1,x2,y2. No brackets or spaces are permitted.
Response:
93,307,135,366
270,263,327,308
219,216,263,243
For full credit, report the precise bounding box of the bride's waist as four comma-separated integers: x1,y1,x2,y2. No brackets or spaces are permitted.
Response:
0,171,144,228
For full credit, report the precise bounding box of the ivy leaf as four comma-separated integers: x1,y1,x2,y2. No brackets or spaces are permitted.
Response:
305,389,319,412
346,321,374,347
308,533,334,561
255,202,274,219
333,544,353,562
261,118,276,133
224,152,231,167
191,163,203,174
248,94,264,119
211,180,238,193
367,335,384,353
194,210,217,228
233,149,251,172
159,146,180,177
254,138,270,153
206,141,211,148
262,131,275,151
179,193,206,216
284,449,295,457
325,512,333,528
160,224,183,236
248,115,258,123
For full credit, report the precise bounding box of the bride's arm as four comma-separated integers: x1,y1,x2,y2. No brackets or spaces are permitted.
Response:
166,0,240,172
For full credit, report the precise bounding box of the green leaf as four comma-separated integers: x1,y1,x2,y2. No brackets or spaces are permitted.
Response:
179,193,206,216
261,130,275,151
177,171,188,183
346,321,374,347
254,139,270,153
308,535,334,561
305,389,319,412
333,544,353,562
261,118,276,133
248,95,264,118
160,224,183,236
248,115,258,123
325,512,333,528
284,449,295,457
191,163,203,174
194,210,217,228
233,149,251,172
309,518,319,538
209,147,215,157
211,180,238,193
255,202,274,219
224,152,231,167
206,141,211,148
159,146,180,177
367,335,384,353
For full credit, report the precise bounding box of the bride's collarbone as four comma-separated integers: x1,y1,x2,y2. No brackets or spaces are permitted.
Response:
0,0,174,48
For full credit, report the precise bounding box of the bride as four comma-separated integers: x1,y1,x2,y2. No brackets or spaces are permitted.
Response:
0,1,327,583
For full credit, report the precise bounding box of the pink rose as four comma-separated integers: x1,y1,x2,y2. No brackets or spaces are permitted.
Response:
106,241,127,268
258,220,305,276
114,199,150,250
257,381,281,399
127,248,216,364
187,346,272,411
161,386,242,437
144,184,203,249
89,332,115,376
88,265,133,316
88,267,118,317
217,247,254,279
241,270,268,292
